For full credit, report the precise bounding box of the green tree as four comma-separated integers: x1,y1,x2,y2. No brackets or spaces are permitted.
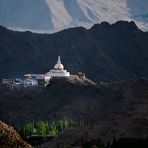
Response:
38,121,48,137
48,126,58,137
23,122,34,137
63,117,69,129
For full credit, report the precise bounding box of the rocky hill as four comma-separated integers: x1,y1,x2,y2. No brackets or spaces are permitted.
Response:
0,21,148,82
36,78,148,148
0,121,32,148
0,75,97,124
1,76,148,147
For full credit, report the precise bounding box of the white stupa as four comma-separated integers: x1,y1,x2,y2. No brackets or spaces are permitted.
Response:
44,56,70,80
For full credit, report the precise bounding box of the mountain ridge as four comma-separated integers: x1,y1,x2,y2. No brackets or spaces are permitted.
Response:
0,21,148,82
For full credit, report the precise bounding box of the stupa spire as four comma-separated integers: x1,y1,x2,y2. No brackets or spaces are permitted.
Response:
57,56,61,64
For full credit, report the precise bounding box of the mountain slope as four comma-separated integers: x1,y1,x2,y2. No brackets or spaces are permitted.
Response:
0,0,53,30
0,0,147,32
1,78,148,147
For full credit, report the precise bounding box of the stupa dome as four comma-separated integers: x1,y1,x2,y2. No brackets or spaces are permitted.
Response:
54,56,64,70
44,56,70,79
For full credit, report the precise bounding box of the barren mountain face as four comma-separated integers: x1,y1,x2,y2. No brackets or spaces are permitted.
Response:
0,0,147,32
1,78,148,148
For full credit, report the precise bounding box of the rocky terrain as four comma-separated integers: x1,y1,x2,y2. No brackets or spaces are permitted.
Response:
1,75,148,147
0,75,98,124
0,21,148,82
0,121,32,148
0,20,148,147
36,78,148,148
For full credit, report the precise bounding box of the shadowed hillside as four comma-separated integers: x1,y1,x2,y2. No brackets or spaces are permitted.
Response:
1,77,148,145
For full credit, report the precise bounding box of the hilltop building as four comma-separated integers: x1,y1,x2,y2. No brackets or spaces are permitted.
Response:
23,78,38,87
2,56,71,87
44,56,70,81
24,56,70,86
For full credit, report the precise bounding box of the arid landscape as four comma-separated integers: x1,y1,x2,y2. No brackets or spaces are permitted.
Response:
0,1,148,147
1,76,148,147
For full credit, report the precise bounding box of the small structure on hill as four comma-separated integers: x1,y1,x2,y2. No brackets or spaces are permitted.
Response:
23,78,38,87
23,56,71,86
44,56,70,82
2,56,93,87
77,72,85,79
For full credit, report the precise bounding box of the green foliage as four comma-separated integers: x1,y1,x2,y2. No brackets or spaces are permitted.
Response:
15,117,77,138
22,122,34,138
37,121,48,137
48,127,58,137
57,117,74,131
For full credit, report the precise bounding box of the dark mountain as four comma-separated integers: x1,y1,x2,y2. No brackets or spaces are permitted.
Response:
1,77,148,147
0,76,99,124
47,78,148,148
0,21,148,82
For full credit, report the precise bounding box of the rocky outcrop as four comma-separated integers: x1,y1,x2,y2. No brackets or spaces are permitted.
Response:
0,121,32,148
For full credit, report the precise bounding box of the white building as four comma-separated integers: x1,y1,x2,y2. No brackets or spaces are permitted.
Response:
13,78,23,85
23,78,38,87
24,56,70,86
44,56,70,80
